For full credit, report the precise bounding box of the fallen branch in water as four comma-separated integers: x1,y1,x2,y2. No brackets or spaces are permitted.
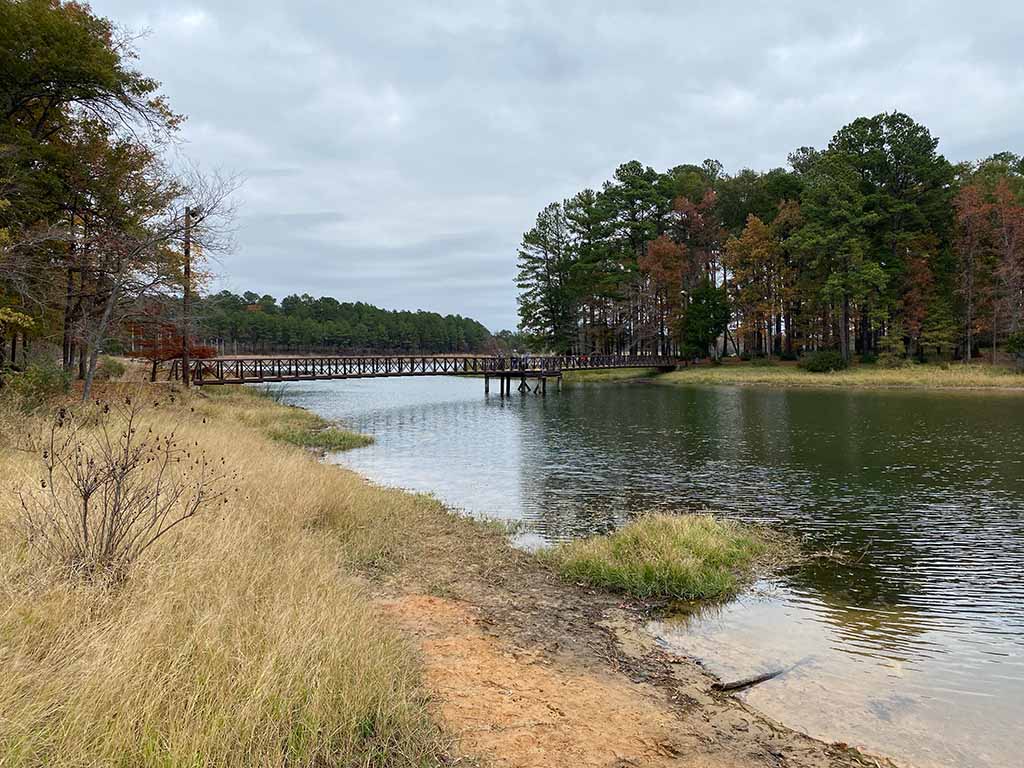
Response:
712,669,784,693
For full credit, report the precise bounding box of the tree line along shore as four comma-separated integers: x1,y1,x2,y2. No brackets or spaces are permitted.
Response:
191,291,492,356
0,2,497,399
4,3,1023,398
515,115,1024,372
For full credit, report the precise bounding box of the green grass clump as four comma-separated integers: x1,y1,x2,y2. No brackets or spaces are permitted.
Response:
0,359,70,412
799,350,848,372
547,514,785,600
563,367,665,383
268,424,373,452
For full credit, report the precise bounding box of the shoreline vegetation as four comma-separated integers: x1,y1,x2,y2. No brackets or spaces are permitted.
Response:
0,382,894,768
546,514,794,600
514,117,1024,377
562,366,667,383
0,384,444,765
243,387,375,452
565,360,1024,390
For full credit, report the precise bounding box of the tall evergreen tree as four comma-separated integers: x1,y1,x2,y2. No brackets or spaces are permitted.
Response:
516,202,576,352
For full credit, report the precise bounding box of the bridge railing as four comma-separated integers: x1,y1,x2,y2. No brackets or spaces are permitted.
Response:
182,353,678,384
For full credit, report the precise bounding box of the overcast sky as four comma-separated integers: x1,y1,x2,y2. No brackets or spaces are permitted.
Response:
92,1,1024,331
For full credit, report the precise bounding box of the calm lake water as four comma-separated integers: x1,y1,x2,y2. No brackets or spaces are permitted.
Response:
273,377,1024,768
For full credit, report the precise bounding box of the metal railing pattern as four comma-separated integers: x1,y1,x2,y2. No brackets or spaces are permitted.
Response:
174,354,678,385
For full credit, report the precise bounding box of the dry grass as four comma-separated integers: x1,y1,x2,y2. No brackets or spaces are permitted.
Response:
545,514,792,600
662,361,1024,390
0,384,446,767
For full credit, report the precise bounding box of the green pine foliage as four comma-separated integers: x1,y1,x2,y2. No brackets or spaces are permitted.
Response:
799,350,848,373
920,297,959,360
514,113,1024,364
196,292,492,354
679,280,730,357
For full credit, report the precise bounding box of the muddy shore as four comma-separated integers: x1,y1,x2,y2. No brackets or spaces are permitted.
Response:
370,508,897,768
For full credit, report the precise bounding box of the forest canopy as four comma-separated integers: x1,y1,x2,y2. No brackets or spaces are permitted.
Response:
0,0,235,398
4,0,1022,385
515,113,1024,364
195,291,492,354
0,0,494,395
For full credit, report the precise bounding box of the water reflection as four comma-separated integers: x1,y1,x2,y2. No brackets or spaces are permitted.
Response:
652,580,1022,768
275,377,1024,768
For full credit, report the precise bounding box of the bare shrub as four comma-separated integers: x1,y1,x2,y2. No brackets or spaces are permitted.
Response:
17,398,232,579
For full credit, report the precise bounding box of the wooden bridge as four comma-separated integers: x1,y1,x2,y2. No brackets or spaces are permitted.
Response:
173,354,678,395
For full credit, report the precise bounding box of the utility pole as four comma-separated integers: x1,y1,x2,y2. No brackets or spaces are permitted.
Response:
182,206,192,388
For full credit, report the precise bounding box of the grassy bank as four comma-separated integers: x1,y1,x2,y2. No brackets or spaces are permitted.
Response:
546,514,791,600
563,367,666,383
661,361,1024,390
220,387,374,451
0,385,441,767
0,380,844,767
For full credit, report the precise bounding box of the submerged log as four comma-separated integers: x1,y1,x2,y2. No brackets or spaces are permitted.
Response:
712,668,784,693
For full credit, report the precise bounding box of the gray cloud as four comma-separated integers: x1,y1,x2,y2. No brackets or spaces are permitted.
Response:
93,0,1024,330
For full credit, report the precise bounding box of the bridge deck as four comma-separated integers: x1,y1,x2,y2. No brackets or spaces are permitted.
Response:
178,354,678,386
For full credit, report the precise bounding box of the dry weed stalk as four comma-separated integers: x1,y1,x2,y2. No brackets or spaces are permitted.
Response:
18,397,232,579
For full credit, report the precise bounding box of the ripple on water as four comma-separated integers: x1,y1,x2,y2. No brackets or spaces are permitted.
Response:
650,579,1021,768
272,377,1024,768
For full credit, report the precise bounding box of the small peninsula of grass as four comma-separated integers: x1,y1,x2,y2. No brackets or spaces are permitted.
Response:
206,386,373,452
547,514,789,600
267,424,374,451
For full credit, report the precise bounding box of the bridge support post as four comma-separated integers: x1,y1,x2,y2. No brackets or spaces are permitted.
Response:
541,377,547,396
484,374,490,395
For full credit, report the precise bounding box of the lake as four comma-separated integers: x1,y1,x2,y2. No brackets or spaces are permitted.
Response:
272,376,1024,768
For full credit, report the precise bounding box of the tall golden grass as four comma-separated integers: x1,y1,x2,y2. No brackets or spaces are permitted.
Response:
0,386,445,766
662,362,1024,390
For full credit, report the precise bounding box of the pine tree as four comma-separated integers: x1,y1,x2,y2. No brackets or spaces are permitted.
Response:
515,202,576,352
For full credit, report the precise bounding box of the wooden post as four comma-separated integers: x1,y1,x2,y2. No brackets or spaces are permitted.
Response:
182,206,192,388
541,376,547,396
484,374,490,394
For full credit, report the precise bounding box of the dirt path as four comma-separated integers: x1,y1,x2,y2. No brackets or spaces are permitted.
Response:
384,594,699,768
375,515,896,768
